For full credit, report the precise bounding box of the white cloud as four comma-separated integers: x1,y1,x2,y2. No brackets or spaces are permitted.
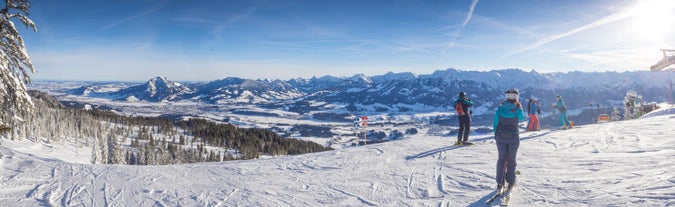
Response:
504,3,635,58
102,0,169,30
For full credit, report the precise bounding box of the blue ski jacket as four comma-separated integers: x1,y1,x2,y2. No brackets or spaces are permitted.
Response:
528,101,540,115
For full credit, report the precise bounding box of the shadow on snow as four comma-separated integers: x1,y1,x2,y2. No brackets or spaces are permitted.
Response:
406,130,551,160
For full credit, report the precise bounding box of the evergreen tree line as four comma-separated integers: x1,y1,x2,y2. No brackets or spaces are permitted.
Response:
5,91,332,165
182,119,332,159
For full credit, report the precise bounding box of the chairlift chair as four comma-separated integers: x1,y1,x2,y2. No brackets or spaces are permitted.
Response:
597,114,610,123
650,49,675,71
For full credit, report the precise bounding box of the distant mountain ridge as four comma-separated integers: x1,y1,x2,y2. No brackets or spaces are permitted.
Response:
64,69,675,117
112,76,193,102
184,77,304,104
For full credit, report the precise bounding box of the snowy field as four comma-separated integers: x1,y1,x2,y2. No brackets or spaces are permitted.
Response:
1,106,674,206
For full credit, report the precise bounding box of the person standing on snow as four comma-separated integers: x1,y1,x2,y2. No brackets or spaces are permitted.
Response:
493,88,524,190
553,95,572,129
454,91,474,145
527,98,541,131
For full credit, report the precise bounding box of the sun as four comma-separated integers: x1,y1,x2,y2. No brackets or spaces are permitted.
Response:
630,0,675,42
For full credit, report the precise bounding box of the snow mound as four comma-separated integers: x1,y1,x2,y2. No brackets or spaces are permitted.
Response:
640,104,675,118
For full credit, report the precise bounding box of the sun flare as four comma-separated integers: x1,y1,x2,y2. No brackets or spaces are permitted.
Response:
630,0,675,42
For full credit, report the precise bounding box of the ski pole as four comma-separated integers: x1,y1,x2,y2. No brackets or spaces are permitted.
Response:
501,158,508,189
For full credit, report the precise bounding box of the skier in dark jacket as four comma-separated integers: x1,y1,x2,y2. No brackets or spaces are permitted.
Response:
493,88,524,190
454,91,474,145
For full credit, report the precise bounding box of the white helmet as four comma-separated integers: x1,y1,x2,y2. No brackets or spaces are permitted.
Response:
505,88,519,100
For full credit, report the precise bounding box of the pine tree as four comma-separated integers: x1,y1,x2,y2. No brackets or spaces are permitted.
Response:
635,95,644,118
610,107,621,121
0,0,37,131
623,90,638,120
106,132,125,164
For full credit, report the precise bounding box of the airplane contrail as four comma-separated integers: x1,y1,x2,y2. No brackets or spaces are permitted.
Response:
504,4,635,58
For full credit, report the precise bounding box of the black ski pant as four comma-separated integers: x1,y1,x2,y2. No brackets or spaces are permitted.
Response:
457,121,470,142
495,132,519,186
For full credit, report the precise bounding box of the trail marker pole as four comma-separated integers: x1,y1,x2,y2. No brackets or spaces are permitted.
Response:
361,116,368,145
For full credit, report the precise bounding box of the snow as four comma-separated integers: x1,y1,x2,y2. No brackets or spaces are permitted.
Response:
1,107,674,206
1,138,91,164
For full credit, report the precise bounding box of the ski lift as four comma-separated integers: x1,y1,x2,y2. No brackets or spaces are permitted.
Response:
649,49,675,104
650,49,675,71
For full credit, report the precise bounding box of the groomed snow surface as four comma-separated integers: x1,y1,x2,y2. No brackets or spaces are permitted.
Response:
1,107,674,206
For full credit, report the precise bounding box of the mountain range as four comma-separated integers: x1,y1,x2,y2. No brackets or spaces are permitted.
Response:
64,68,675,124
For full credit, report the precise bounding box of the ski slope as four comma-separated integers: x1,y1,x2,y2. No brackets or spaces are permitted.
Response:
1,107,674,206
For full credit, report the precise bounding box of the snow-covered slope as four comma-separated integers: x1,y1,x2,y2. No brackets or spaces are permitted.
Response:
1,107,673,206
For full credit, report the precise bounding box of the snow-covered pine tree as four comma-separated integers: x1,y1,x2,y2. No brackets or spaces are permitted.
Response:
0,0,37,133
623,90,638,120
106,132,125,164
635,95,644,118
610,107,621,121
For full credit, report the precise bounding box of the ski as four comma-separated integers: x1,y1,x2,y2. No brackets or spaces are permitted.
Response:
453,141,474,146
500,185,515,206
486,186,504,205
550,126,573,131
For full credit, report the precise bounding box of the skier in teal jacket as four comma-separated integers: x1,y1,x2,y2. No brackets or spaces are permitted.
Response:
493,88,524,190
554,95,572,129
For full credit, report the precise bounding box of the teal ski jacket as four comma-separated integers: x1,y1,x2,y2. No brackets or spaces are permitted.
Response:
554,98,567,113
493,100,524,135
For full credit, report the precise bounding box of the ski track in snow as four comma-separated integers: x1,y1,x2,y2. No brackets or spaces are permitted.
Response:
1,108,675,206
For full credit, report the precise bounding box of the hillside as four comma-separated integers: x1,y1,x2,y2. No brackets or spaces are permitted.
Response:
5,91,332,165
1,106,673,206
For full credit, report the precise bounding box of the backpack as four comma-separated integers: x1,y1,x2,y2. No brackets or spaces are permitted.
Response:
455,102,464,115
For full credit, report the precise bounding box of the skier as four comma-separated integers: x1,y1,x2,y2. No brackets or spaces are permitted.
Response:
493,88,523,191
553,95,572,129
526,98,541,131
454,91,474,145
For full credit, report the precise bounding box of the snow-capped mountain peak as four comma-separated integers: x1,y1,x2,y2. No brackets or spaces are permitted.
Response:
371,71,417,82
110,76,192,102
349,74,373,85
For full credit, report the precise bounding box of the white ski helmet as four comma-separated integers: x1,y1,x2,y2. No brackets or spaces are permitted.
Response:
505,88,519,100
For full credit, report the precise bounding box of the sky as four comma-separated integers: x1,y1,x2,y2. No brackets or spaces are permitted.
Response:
17,0,675,81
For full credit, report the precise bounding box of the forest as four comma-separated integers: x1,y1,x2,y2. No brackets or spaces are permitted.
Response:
4,90,333,165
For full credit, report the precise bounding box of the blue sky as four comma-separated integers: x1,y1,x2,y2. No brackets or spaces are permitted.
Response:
20,0,675,81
